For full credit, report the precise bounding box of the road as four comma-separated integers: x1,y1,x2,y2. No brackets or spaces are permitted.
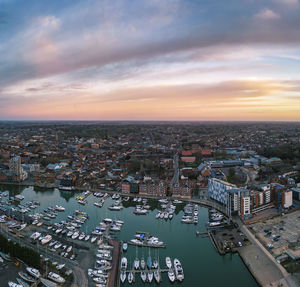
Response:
170,153,179,188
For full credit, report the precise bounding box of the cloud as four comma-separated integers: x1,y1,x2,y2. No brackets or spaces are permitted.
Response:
254,8,281,20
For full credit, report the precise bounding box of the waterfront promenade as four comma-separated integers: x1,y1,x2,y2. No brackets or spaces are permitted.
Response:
239,223,299,287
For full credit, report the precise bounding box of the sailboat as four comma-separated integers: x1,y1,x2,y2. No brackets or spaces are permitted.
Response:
147,248,152,269
141,271,147,282
128,271,134,284
133,246,139,269
140,249,146,269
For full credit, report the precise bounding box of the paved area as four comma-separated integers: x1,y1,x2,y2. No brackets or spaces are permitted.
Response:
240,224,299,287
249,210,300,258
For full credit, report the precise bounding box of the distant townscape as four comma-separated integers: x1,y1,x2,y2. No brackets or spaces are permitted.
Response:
0,121,300,287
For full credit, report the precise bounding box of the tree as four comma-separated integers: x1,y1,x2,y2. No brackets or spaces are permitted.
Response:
227,168,236,184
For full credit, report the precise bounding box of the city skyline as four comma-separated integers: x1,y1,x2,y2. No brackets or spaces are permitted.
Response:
1,0,300,121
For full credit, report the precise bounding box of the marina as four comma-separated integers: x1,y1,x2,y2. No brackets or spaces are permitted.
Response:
0,185,258,287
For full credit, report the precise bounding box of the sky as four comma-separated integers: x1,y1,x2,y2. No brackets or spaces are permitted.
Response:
1,0,300,121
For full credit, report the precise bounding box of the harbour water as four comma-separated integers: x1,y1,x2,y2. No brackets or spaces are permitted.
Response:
0,185,258,286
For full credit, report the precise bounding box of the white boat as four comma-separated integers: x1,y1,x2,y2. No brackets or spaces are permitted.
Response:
141,271,147,282
168,269,176,282
121,257,127,270
30,232,41,240
93,277,107,284
128,272,134,283
209,221,221,227
48,272,65,284
166,257,172,268
56,263,65,270
133,258,139,269
140,258,146,269
108,205,123,210
154,270,160,283
92,270,108,278
91,236,97,243
55,205,65,211
8,282,22,287
174,258,184,281
72,232,79,239
120,271,126,283
147,270,153,283
26,267,41,278
54,242,62,249
41,235,52,245
122,242,128,251
18,272,35,283
85,235,90,241
79,233,85,240
153,259,159,269
67,231,73,237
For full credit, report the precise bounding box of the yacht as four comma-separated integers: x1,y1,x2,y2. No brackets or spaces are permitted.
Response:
55,205,65,212
79,233,85,240
41,235,52,245
91,236,97,243
26,267,41,278
140,258,146,269
174,258,184,281
56,264,65,270
122,242,128,251
108,205,123,210
8,282,22,287
92,270,108,277
166,257,172,268
67,231,73,237
54,242,62,249
93,277,106,284
48,272,65,284
147,270,153,283
120,271,126,283
18,272,35,283
72,231,79,239
128,271,134,284
154,270,160,283
168,269,176,282
85,235,90,241
133,258,139,269
30,232,41,240
16,278,30,287
141,271,147,282
209,221,221,227
153,259,159,269
121,257,127,270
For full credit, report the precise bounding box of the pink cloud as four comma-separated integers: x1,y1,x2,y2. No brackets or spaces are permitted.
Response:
255,8,281,20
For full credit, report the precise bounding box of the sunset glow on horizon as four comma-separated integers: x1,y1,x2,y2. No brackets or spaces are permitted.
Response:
1,0,300,121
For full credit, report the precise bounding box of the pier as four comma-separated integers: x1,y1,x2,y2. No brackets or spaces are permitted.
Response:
107,239,120,287
127,241,166,248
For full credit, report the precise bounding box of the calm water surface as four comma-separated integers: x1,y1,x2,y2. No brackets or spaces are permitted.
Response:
0,185,258,287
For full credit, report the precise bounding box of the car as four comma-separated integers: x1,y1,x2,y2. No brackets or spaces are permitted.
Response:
237,241,242,247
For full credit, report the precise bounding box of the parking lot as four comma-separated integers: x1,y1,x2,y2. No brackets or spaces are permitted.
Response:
249,210,300,258
213,226,250,253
